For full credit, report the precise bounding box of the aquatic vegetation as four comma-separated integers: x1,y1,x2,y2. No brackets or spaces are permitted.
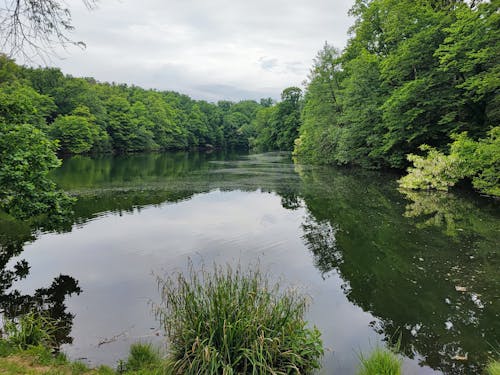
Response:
155,262,323,374
357,347,402,375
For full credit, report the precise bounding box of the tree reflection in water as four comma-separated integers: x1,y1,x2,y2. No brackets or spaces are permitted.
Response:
0,215,81,348
297,166,499,374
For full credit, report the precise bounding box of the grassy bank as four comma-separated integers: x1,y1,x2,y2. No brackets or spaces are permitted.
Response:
0,342,167,375
1,335,499,374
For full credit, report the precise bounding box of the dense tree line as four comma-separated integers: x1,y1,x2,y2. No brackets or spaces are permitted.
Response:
0,55,268,154
250,87,303,151
293,0,499,195
0,54,306,219
2,0,499,222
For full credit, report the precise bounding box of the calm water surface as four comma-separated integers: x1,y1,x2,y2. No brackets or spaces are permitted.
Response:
1,152,499,374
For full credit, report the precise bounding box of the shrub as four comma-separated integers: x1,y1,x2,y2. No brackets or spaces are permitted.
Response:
357,347,402,375
399,127,500,196
398,145,463,191
155,262,323,374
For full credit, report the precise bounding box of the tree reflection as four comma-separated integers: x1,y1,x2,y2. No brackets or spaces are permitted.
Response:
296,166,500,374
0,214,81,348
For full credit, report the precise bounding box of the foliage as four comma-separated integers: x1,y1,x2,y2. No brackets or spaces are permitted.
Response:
155,262,323,374
0,122,74,220
398,145,463,191
252,87,303,151
451,128,500,196
49,106,101,154
357,347,402,375
296,0,499,176
399,127,500,196
0,81,55,128
0,55,272,155
294,43,344,164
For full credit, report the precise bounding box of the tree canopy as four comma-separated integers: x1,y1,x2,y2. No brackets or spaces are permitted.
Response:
293,0,499,195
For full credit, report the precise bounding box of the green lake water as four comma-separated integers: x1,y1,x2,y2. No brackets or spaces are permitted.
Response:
0,151,499,374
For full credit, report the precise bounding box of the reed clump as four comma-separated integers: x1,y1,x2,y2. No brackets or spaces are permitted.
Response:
357,347,402,375
155,262,323,374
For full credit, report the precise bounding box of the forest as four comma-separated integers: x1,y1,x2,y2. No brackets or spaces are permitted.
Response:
1,0,499,225
294,0,499,196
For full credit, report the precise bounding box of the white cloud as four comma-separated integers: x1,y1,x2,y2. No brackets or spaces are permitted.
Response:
23,0,355,101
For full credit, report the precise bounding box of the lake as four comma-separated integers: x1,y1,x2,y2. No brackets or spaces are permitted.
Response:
1,152,498,374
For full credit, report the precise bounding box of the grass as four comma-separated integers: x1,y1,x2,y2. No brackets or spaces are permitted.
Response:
155,262,323,374
357,346,402,375
0,341,167,375
0,344,115,374
3,312,58,350
120,343,164,373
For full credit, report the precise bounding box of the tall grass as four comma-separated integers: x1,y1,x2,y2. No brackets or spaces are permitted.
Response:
357,347,402,375
122,343,163,372
2,312,57,350
155,262,323,374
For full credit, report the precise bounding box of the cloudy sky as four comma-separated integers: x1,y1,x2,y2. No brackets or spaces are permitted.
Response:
29,0,355,102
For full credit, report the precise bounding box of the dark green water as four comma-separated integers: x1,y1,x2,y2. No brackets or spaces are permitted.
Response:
0,152,498,374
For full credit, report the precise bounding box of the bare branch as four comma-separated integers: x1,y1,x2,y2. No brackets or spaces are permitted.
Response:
0,0,97,62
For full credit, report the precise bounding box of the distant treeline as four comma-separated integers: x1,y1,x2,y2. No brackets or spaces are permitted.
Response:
0,55,303,154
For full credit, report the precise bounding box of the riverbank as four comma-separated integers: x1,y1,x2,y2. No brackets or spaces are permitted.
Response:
1,343,498,375
0,341,166,374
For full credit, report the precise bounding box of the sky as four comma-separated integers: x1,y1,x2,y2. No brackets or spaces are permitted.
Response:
27,0,355,102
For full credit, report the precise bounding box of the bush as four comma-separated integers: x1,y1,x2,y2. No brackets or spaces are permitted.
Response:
398,145,463,191
399,127,500,196
155,262,323,374
357,347,402,375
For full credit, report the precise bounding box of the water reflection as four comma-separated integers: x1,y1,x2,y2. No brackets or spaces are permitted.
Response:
0,152,498,374
297,167,499,374
0,215,81,347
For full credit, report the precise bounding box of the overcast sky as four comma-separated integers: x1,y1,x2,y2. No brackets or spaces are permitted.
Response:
28,0,355,102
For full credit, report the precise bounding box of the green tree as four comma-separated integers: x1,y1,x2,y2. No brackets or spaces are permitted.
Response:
0,123,73,220
295,43,343,163
49,106,101,154
436,0,500,137
0,82,55,129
